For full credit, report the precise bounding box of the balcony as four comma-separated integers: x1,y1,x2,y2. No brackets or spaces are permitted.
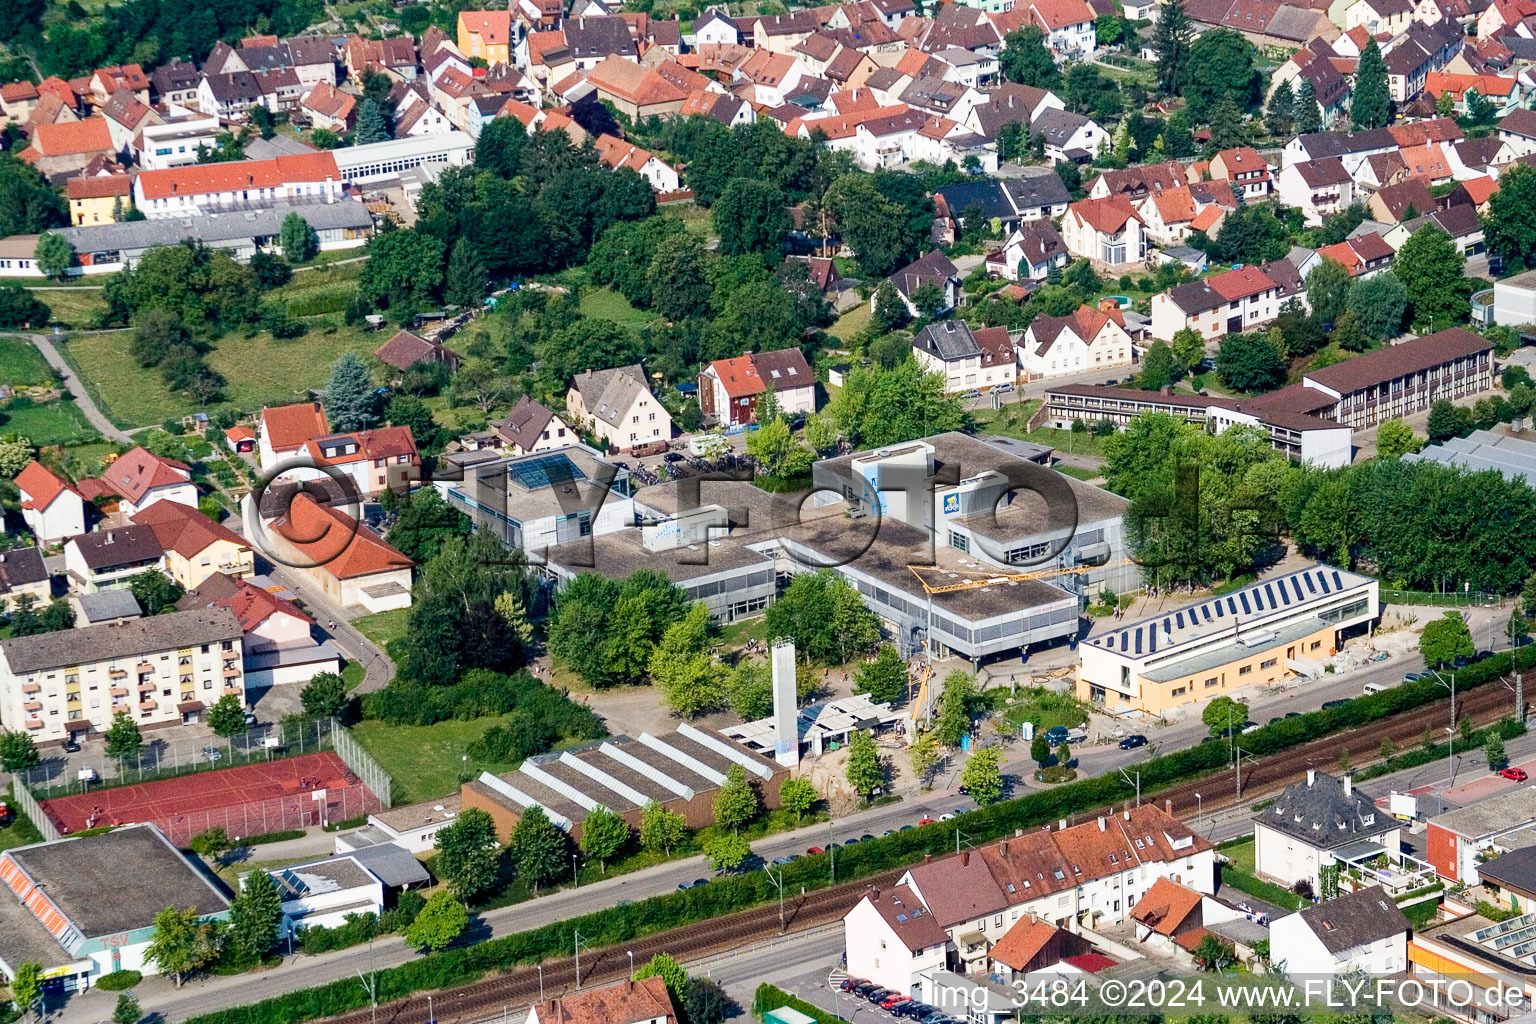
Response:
139,700,157,711
222,649,238,661
136,662,154,673
25,719,41,730
21,682,39,694
138,679,155,691
223,665,240,678
110,687,128,698
23,701,41,712
109,668,126,679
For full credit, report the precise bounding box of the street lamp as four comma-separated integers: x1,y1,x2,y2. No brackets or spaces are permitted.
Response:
1430,669,1457,785
1195,792,1203,832
537,964,544,1002
628,950,635,976
572,853,579,888
427,993,435,1024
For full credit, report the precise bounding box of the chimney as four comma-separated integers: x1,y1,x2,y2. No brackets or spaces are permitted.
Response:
1001,840,1009,855
872,886,880,899
1124,808,1131,820
1097,816,1106,832
924,854,932,864
1165,799,1173,815
105,531,114,544
1014,828,1024,838
1058,818,1067,830
1307,768,1316,786
961,851,970,866
1343,774,1353,796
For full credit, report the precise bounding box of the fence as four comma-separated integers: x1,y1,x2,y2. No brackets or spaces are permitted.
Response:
15,718,333,800
11,779,58,842
331,718,393,808
147,784,379,848
1381,588,1504,608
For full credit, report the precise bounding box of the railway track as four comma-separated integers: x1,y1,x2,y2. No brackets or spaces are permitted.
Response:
313,677,1521,1024
320,869,902,1024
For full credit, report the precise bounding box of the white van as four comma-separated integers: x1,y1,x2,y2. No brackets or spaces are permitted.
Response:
1363,680,1395,695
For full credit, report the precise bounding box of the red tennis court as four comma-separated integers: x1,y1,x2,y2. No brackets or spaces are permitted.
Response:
41,752,381,844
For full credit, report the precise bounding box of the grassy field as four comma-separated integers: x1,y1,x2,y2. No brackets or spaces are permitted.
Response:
0,789,45,853
1055,465,1100,481
827,301,872,344
0,336,54,385
665,201,713,239
350,716,526,805
973,402,1113,459
0,398,99,446
35,288,108,329
352,608,411,648
1217,837,1304,909
578,287,658,328
64,319,381,427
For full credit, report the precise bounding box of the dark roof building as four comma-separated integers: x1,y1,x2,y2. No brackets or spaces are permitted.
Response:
1257,770,1389,852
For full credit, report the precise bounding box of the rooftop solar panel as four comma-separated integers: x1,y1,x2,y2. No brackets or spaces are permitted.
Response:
507,454,586,490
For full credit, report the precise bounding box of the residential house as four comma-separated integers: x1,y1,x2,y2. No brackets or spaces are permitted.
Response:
1062,195,1147,268
1368,177,1437,222
881,250,961,316
132,153,343,219
1087,161,1194,203
1254,770,1401,893
300,82,356,131
63,526,166,593
100,89,162,154
136,113,222,170
698,348,817,426
988,916,1094,982
694,9,741,45
1383,18,1463,102
1018,305,1134,381
16,463,86,546
66,174,133,226
1028,0,1098,56
584,55,696,118
1031,107,1105,163
130,502,253,589
843,884,949,996
297,427,421,500
0,548,49,612
1139,184,1230,247
965,81,1065,139
1499,107,1536,156
179,574,339,688
523,975,679,1024
457,11,515,64
1,82,39,126
1277,157,1356,226
93,447,197,517
1151,265,1282,340
259,402,330,468
490,396,577,455
1270,887,1410,981
374,330,461,374
20,118,117,177
266,493,414,611
995,219,1069,280
592,133,682,191
566,363,672,450
1316,231,1396,275
1208,146,1272,199
89,64,150,105
911,320,1017,394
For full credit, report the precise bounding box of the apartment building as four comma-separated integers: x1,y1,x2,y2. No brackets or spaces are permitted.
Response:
0,607,245,742
1150,265,1282,341
566,363,672,451
1299,327,1493,428
910,320,1017,394
133,153,344,219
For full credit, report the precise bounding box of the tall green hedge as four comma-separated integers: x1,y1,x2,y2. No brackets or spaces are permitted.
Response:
183,645,1535,1024
752,983,840,1023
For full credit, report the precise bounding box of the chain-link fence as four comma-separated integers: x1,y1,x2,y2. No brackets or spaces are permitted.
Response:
144,784,379,847
1381,588,1503,608
15,718,332,799
10,780,57,842
330,718,392,808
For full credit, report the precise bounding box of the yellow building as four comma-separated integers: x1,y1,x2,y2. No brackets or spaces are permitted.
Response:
456,11,513,65
130,502,254,590
1076,564,1379,717
66,175,133,226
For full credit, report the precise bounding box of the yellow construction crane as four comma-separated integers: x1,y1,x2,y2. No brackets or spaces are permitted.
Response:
907,559,1133,595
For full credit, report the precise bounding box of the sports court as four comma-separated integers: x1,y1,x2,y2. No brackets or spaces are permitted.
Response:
40,752,381,845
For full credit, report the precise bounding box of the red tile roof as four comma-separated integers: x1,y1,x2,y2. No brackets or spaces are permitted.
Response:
989,915,1064,970
15,461,80,512
213,579,312,630
1131,877,1204,936
66,174,132,200
137,152,340,200
95,446,191,505
272,492,414,579
261,402,330,454
31,117,114,157
459,9,513,43
1068,194,1142,234
709,355,765,399
532,976,678,1024
129,500,248,558
1206,264,1277,301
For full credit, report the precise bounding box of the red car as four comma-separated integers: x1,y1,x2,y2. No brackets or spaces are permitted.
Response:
807,846,825,855
880,994,911,1010
918,817,935,826
1502,767,1529,782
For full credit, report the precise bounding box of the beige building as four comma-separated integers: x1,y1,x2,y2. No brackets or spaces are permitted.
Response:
566,363,672,451
0,608,246,743
130,501,255,590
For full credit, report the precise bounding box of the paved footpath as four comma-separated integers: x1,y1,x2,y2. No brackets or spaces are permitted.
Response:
25,332,131,443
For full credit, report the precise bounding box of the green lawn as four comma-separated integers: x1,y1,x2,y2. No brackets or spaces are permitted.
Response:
0,398,99,446
827,301,872,344
63,318,383,427
1216,837,1304,910
352,607,411,648
973,402,1113,459
34,288,108,329
0,336,54,385
350,716,526,805
1055,465,1100,481
578,287,659,328
0,789,45,853
986,686,1091,732
665,202,713,238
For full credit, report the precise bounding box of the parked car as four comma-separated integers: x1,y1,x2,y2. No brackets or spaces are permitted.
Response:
1403,672,1423,683
918,816,935,825
807,846,824,855
841,978,865,992
1502,767,1529,782
993,382,1014,394
676,880,693,891
852,982,878,997
62,737,81,754
881,993,911,1009
202,746,223,762
770,856,794,866
960,389,980,399
1321,699,1351,709
1118,734,1147,749
865,988,891,1004
1044,725,1070,745
895,1002,935,1019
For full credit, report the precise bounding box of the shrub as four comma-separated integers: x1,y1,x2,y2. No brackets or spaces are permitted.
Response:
95,971,142,991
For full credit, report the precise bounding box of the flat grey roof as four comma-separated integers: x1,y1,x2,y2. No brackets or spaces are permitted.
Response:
8,825,228,937
1,607,243,673
548,528,774,584
371,793,462,833
1407,429,1536,486
74,589,143,622
1140,616,1325,683
1430,785,1536,841
0,889,81,973
61,200,373,255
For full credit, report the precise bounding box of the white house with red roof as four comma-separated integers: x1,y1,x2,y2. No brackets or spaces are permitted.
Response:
1208,147,1273,199
15,462,86,546
697,347,817,427
1151,265,1283,341
591,133,682,192
910,320,1017,394
267,493,414,610
130,500,253,589
1018,305,1134,381
1062,195,1147,268
181,574,341,687
259,401,330,467
296,427,420,499
93,447,197,517
132,152,343,219
843,884,950,997
1028,0,1097,57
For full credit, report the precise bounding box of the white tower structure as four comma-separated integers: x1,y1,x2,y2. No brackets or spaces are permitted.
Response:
771,638,800,767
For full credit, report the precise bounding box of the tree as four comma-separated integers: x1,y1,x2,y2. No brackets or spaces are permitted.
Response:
1030,730,1051,768
1185,30,1259,121
1294,79,1322,133
683,977,733,1024
639,800,688,854
633,953,688,999
1171,328,1205,375
354,98,389,144
1264,80,1294,138
1351,39,1392,129
475,116,527,178
1511,608,1531,647
1420,610,1474,668
104,710,143,763
713,178,790,260
1348,273,1407,341
112,992,141,1024
1331,309,1369,353
826,360,964,449
703,831,752,872
1215,331,1287,393
10,961,41,1021
435,807,501,901
511,806,568,890
1485,163,1536,272
778,777,818,822
403,890,469,952
1202,695,1250,737
853,644,908,704
207,694,247,738
385,487,470,563
0,283,48,328
960,746,1004,803
325,353,379,433
0,729,39,772
763,570,881,664
1486,730,1509,770
1376,419,1421,459
359,229,445,311
1394,226,1464,332
1153,0,1194,96
0,158,67,238
651,604,727,717
444,239,488,309
227,867,282,963
249,250,292,290
1192,934,1237,971
1426,398,1470,442
33,231,72,280
933,671,975,747
1139,340,1177,391
1305,257,1351,327
579,804,630,871
712,763,761,831
745,417,815,480
649,233,713,321
0,434,31,477
1000,26,1061,89
823,174,909,277
127,569,184,615
279,212,318,263
1204,95,1247,154
145,906,222,987
871,280,911,332
845,728,884,800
